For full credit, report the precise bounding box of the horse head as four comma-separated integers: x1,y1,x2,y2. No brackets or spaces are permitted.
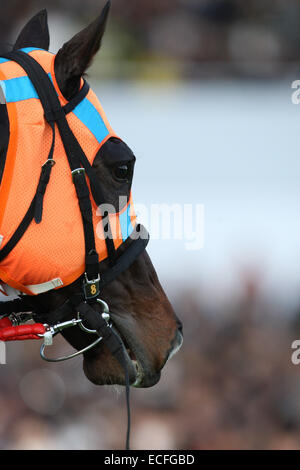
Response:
1,3,183,388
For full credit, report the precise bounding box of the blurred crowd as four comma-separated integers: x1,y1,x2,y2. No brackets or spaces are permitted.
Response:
0,0,299,451
2,0,300,78
1,276,300,450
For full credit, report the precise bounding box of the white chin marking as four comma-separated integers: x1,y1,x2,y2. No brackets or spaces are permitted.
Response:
130,333,184,387
132,360,143,387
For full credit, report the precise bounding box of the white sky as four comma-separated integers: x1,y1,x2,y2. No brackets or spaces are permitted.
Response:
91,80,300,305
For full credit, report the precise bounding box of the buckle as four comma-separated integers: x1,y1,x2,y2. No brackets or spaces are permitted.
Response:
83,272,100,300
71,167,85,182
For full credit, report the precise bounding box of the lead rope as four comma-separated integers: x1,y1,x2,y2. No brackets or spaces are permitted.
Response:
98,330,131,449
122,349,131,450
100,332,131,449
75,301,132,449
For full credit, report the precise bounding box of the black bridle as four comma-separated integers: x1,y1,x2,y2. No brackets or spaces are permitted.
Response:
0,50,150,450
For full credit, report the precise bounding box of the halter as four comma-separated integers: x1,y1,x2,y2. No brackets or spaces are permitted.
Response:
0,50,150,450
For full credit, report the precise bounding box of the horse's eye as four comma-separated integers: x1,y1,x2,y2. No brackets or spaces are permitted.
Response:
113,164,130,182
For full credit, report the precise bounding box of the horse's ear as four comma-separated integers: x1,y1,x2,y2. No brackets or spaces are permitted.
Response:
13,9,50,51
54,1,111,100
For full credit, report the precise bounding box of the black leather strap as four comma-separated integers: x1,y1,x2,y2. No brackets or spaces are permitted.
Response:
99,225,149,289
63,80,90,115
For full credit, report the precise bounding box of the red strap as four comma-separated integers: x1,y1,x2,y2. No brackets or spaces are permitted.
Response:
0,317,13,328
0,324,45,341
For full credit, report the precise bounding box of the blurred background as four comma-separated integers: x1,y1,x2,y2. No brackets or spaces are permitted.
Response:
1,0,300,450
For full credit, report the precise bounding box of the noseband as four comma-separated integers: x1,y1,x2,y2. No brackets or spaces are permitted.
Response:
0,50,150,450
